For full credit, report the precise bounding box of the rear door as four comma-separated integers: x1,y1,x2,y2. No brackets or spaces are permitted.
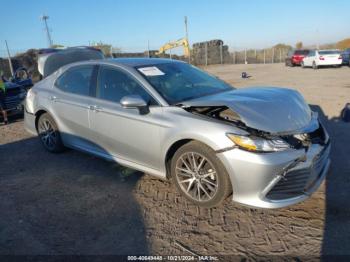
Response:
51,65,98,150
88,65,163,170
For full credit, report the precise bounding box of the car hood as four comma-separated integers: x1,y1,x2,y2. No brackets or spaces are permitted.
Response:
182,87,312,134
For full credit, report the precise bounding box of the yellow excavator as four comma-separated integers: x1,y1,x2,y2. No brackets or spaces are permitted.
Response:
156,37,190,57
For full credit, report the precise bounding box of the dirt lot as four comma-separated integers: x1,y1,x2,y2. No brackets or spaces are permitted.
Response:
0,64,349,258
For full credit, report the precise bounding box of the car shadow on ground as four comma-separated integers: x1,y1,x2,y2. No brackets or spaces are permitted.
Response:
310,105,350,259
0,135,149,255
1,106,350,257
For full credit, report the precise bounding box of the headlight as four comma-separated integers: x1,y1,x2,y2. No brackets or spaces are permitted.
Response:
227,134,290,152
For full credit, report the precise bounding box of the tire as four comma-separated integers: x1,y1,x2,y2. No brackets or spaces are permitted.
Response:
312,61,318,70
37,113,65,153
171,141,232,208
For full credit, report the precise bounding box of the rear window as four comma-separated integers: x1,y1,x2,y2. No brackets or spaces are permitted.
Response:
294,50,309,55
319,50,340,55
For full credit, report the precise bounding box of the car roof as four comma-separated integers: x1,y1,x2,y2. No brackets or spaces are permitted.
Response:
59,57,186,74
106,58,185,67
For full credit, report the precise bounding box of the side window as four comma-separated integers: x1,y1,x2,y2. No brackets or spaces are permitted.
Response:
55,66,93,96
97,66,156,105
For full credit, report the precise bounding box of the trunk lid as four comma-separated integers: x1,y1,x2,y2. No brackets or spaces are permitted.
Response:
38,47,104,78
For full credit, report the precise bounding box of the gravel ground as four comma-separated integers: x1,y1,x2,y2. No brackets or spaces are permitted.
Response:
0,64,349,258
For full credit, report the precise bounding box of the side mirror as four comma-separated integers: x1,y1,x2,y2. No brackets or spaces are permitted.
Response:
120,95,149,114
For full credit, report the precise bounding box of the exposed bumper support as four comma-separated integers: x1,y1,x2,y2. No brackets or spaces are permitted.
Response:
217,142,330,209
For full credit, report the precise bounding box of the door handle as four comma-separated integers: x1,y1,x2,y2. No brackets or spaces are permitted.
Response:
94,106,102,112
50,96,58,102
89,105,102,112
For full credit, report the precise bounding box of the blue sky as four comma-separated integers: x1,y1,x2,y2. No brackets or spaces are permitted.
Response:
0,0,349,55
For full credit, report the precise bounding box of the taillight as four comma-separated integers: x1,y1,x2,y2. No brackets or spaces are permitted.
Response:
319,56,325,60
338,55,342,60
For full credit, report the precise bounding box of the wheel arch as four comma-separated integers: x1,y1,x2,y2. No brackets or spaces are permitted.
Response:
34,109,48,131
164,137,222,179
164,139,193,179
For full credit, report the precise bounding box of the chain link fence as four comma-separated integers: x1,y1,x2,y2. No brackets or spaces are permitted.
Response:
0,41,292,80
231,48,290,65
112,41,291,66
190,40,290,65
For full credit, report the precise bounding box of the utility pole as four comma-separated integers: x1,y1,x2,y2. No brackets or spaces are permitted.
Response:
41,14,53,47
184,16,190,63
5,40,14,77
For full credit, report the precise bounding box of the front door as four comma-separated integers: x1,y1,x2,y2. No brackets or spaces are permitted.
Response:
89,65,162,170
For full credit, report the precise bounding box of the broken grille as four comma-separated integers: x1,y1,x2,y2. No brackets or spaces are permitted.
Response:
266,143,330,200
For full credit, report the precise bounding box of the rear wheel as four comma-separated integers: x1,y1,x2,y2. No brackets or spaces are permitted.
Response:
171,141,232,208
37,113,65,153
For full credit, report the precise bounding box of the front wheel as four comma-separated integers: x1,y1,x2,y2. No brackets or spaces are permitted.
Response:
171,141,232,208
37,113,65,153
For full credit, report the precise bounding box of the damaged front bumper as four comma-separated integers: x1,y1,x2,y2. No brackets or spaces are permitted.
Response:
217,141,330,209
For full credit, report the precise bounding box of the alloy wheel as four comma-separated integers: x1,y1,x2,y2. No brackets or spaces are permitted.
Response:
38,119,57,150
175,152,218,202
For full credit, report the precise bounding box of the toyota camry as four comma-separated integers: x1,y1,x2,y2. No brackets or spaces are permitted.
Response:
25,47,330,208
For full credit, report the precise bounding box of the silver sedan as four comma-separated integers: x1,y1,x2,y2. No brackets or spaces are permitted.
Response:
25,53,330,208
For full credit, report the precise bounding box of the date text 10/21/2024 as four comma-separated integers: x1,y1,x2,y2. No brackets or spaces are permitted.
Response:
127,255,219,261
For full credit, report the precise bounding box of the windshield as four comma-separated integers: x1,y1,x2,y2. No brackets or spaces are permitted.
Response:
136,62,233,104
319,50,340,55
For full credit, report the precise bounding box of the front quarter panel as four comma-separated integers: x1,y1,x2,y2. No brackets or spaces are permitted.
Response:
159,106,245,174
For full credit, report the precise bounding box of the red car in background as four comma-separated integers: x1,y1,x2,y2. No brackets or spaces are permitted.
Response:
285,49,310,66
